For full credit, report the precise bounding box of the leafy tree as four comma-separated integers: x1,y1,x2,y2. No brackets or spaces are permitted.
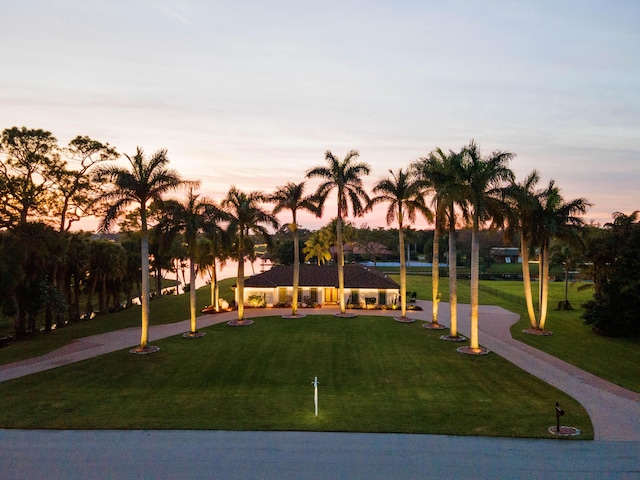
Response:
120,235,142,308
352,225,395,266
270,181,320,317
460,140,515,352
85,240,126,317
0,126,63,227
306,151,371,314
222,187,279,324
369,168,431,318
0,223,63,338
583,212,640,336
57,136,118,232
61,231,92,323
97,147,184,352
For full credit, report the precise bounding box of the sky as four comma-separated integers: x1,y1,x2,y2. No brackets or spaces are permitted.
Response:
1,0,638,231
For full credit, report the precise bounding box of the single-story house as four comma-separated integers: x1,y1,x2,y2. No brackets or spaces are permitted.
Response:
490,247,521,264
235,264,401,308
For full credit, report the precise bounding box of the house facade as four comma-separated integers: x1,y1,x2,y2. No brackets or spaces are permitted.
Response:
236,264,401,308
489,247,521,264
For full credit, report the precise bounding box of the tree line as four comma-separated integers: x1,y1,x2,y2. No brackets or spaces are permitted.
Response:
1,126,637,350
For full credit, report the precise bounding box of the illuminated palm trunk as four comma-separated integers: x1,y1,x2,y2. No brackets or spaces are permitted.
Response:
211,262,219,311
469,221,480,350
432,214,440,324
189,257,197,333
398,213,407,318
237,236,245,322
140,233,150,349
336,214,346,314
448,210,458,337
538,242,551,330
520,236,537,329
292,217,300,316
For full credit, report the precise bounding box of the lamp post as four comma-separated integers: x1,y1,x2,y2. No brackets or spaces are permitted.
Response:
312,377,319,416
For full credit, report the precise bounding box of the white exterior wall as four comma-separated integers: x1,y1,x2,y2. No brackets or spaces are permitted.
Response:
241,287,400,308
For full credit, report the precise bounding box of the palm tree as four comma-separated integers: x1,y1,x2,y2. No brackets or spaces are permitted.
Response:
97,147,184,353
156,187,225,337
414,148,468,335
269,181,320,317
198,220,232,312
503,170,542,329
550,242,579,311
303,228,333,265
535,181,590,331
460,141,515,353
369,168,431,318
306,150,370,315
222,186,279,325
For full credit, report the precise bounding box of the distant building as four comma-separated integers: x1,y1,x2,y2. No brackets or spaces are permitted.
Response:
490,247,521,264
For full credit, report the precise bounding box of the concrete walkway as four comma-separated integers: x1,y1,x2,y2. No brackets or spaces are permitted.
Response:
1,302,639,442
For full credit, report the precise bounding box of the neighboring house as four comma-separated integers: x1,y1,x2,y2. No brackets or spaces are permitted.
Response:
490,247,521,264
236,264,401,308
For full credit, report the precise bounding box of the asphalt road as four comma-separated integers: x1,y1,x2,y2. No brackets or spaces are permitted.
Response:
2,429,640,480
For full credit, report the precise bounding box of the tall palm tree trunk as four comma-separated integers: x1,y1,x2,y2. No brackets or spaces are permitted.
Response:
470,223,480,350
539,242,551,330
520,236,537,328
563,264,570,308
398,216,407,318
211,262,219,311
189,257,197,333
237,238,245,322
432,218,440,324
140,233,150,349
175,258,180,295
448,211,459,337
292,220,300,316
336,216,346,314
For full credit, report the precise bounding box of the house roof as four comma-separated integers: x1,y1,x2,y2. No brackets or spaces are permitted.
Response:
490,247,520,256
243,264,400,290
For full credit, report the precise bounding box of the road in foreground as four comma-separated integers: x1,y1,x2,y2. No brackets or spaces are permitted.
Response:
1,430,638,480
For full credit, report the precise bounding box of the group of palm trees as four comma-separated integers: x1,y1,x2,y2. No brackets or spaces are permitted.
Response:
98,141,589,355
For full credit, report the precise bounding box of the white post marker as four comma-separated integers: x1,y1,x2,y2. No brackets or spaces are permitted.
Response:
312,376,319,416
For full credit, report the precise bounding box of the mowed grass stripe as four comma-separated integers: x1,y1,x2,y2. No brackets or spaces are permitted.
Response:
0,315,592,438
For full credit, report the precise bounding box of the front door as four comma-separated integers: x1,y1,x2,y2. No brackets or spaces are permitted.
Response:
278,288,287,305
324,288,338,304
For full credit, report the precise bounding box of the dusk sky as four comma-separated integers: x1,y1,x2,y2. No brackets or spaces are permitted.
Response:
1,0,638,231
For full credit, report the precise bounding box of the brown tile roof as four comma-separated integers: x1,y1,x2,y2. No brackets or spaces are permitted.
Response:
243,264,400,290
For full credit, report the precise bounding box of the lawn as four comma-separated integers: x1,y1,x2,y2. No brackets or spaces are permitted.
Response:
0,278,237,366
395,273,640,394
0,315,592,438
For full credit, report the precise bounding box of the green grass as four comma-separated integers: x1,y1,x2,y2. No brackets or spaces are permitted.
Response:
0,278,237,365
0,315,592,438
0,276,181,338
394,273,640,393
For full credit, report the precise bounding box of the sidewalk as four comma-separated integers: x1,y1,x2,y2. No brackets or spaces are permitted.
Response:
1,302,638,440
